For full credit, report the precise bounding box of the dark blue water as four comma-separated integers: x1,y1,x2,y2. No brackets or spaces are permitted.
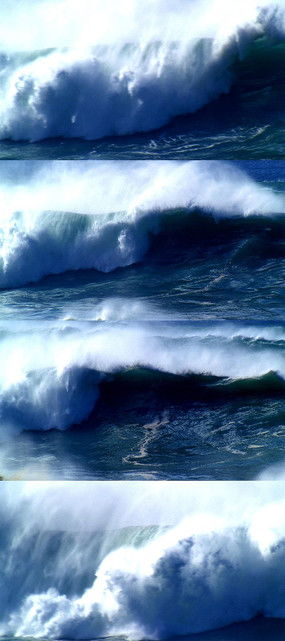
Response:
3,618,285,641
172,619,285,640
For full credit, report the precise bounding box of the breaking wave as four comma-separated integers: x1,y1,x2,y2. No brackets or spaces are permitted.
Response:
0,160,284,289
0,1,285,140
2,481,285,638
0,314,284,434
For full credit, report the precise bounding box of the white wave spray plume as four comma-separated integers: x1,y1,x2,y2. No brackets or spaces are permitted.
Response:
2,481,285,638
0,0,282,50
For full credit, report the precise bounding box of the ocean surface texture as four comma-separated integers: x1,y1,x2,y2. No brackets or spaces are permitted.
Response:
0,160,284,480
0,481,285,640
0,0,285,158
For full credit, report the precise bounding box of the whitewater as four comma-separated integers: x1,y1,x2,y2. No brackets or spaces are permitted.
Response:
0,0,284,156
1,481,285,639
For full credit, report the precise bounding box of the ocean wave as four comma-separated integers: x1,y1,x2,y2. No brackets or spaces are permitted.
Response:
0,314,284,434
0,2,284,141
2,481,285,639
0,161,284,289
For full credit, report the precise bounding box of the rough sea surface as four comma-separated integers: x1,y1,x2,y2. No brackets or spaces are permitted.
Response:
0,160,284,479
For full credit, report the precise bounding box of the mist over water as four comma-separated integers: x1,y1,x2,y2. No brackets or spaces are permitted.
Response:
0,0,281,50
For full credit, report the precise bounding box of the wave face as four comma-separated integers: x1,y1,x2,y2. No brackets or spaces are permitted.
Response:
0,1,284,141
2,481,285,639
0,160,284,289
